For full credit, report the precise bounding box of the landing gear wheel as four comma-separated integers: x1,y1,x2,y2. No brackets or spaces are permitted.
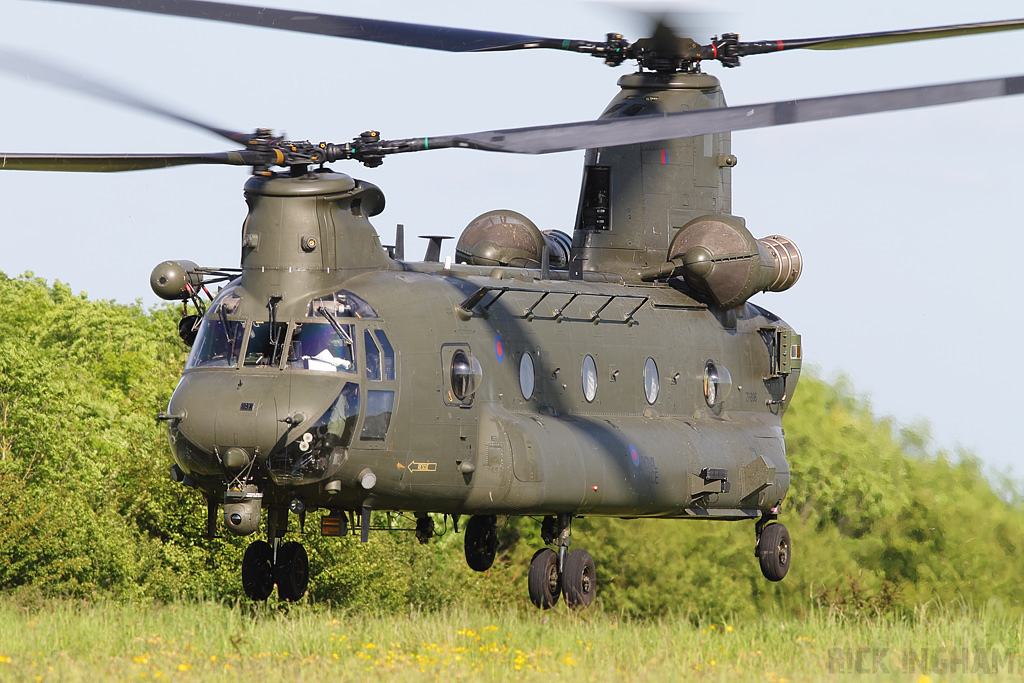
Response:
241,540,275,601
464,514,498,572
528,548,560,609
757,523,791,582
275,541,309,602
561,548,596,609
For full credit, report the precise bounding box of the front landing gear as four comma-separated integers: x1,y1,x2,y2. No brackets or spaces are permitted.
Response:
528,515,596,610
241,538,310,601
275,541,309,601
755,520,791,582
241,540,275,601
241,507,309,602
464,514,498,572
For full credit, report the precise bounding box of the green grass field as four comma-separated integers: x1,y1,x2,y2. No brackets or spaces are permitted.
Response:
0,598,1021,682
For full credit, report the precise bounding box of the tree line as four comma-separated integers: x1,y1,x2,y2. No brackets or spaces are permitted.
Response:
1,273,1021,617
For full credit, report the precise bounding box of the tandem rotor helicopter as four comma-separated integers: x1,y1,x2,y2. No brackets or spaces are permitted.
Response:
4,0,1024,607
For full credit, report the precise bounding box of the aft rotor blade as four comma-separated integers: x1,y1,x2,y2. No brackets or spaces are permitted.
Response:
738,18,1024,57
0,151,258,172
42,0,572,52
0,47,253,145
421,74,1024,154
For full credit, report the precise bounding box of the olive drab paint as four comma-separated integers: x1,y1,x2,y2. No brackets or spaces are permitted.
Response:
160,70,802,605
52,1,1024,606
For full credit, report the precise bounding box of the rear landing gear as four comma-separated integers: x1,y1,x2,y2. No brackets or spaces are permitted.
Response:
562,548,596,609
528,548,560,608
756,520,791,582
527,515,596,610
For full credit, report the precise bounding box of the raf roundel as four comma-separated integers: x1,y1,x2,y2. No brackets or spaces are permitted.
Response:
494,333,505,363
629,445,640,467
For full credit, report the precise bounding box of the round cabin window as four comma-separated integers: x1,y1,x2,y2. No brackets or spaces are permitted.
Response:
581,354,598,403
703,360,733,408
520,352,535,400
643,357,659,405
451,350,483,402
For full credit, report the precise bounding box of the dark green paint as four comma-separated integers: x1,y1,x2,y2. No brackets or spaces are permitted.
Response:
160,72,802,603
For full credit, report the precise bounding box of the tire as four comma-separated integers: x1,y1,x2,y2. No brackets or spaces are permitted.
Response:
464,515,497,572
758,523,791,582
241,540,275,601
527,549,560,609
275,541,309,602
561,548,596,609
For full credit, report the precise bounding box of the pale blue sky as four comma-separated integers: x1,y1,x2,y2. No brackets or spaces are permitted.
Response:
3,0,1024,477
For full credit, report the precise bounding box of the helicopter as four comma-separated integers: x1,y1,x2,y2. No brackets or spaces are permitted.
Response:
4,0,1024,608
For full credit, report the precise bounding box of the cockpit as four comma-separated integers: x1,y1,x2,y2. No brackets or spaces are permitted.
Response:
185,287,388,374
173,285,399,484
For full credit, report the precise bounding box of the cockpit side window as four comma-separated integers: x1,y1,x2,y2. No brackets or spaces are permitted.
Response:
360,390,394,442
374,329,395,381
329,382,360,447
364,330,382,381
288,322,356,373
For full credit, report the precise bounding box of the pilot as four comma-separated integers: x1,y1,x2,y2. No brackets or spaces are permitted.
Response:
306,347,352,372
291,323,354,372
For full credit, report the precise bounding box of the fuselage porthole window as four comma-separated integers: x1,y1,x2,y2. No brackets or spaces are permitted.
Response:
644,356,660,405
520,352,535,400
582,354,598,403
451,350,482,403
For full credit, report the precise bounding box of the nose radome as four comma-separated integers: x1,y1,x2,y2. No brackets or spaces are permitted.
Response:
168,372,282,458
169,370,347,466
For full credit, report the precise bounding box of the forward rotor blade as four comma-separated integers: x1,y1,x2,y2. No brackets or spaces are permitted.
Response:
424,74,1024,154
0,47,253,145
41,0,570,52
0,151,258,172
738,18,1024,57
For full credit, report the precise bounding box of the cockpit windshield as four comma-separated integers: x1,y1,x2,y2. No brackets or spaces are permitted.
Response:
287,322,356,373
186,318,245,369
244,321,287,367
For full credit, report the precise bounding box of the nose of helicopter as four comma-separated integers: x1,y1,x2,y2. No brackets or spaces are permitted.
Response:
166,370,340,475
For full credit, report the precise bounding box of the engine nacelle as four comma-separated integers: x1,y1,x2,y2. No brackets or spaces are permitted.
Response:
455,210,570,268
655,215,802,308
150,260,202,300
